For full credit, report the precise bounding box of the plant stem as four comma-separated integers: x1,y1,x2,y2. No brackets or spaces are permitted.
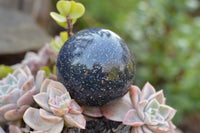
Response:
66,16,73,37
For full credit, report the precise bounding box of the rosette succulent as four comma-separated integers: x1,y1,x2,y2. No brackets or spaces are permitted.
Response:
0,66,46,124
122,83,177,133
23,79,86,132
12,44,57,74
86,82,177,133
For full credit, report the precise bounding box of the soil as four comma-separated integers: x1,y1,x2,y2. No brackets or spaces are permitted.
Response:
63,117,124,133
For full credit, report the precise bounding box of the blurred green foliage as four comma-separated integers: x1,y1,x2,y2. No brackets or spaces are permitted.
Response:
0,65,13,79
76,0,200,124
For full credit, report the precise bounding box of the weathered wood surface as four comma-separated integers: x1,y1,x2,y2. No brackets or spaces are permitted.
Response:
0,7,50,54
0,0,52,26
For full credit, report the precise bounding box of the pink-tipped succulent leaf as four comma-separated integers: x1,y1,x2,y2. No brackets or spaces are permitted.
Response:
12,44,57,74
123,82,177,133
0,66,46,124
23,79,86,132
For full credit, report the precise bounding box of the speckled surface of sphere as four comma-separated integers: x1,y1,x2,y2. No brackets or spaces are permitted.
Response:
57,28,135,107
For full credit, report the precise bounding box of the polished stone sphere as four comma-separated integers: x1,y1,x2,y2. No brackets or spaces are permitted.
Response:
57,28,135,107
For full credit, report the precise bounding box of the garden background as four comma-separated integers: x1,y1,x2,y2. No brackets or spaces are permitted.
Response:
0,0,200,132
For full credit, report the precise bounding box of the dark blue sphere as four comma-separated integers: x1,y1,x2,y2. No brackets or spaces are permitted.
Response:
57,28,135,107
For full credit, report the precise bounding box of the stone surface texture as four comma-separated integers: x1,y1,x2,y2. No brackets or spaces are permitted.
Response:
57,28,135,107
0,7,50,55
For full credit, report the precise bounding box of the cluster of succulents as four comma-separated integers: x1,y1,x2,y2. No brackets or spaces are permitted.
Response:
0,0,177,133
11,44,57,75
23,79,86,132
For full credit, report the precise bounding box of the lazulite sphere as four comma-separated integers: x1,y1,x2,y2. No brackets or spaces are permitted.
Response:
56,28,135,107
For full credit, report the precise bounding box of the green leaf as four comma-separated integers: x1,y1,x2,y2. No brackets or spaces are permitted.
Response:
40,66,51,78
72,19,77,24
50,12,66,22
0,65,13,79
56,21,68,28
57,0,71,16
69,1,85,19
50,39,61,52
60,31,68,42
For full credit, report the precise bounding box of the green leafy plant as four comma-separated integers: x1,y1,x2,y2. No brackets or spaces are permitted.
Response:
50,0,85,52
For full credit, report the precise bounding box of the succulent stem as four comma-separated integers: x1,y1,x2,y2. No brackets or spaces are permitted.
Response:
66,16,73,37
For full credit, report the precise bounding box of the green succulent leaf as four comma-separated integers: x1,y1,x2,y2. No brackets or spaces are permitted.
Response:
57,0,71,16
50,39,61,52
69,1,85,19
50,12,66,22
53,65,57,75
72,19,77,24
57,21,68,28
0,65,13,79
40,66,51,78
60,31,68,42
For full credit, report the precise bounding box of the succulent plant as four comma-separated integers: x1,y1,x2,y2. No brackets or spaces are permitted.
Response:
122,83,177,133
50,0,85,29
12,44,57,74
83,82,176,133
23,79,86,132
0,66,46,124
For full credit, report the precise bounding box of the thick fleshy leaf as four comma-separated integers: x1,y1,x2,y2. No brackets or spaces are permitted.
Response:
33,92,50,111
168,121,176,133
35,70,46,91
83,106,103,117
23,65,32,76
6,74,18,84
102,92,132,121
148,90,165,104
4,105,29,121
165,108,177,122
69,1,85,19
142,126,153,133
40,79,51,92
50,12,66,22
17,89,37,106
72,18,77,24
60,31,68,42
57,0,71,16
145,99,160,112
0,126,5,133
20,77,34,96
23,107,64,132
149,123,170,132
0,104,17,122
1,89,20,105
12,68,27,80
123,109,144,126
159,105,174,120
141,82,156,101
69,99,82,114
39,109,63,122
48,80,67,94
129,85,141,108
56,21,68,28
64,113,86,129
47,87,64,99
133,127,144,133
9,125,23,133
137,100,148,120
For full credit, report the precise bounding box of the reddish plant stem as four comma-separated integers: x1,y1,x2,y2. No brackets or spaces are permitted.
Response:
66,16,73,37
